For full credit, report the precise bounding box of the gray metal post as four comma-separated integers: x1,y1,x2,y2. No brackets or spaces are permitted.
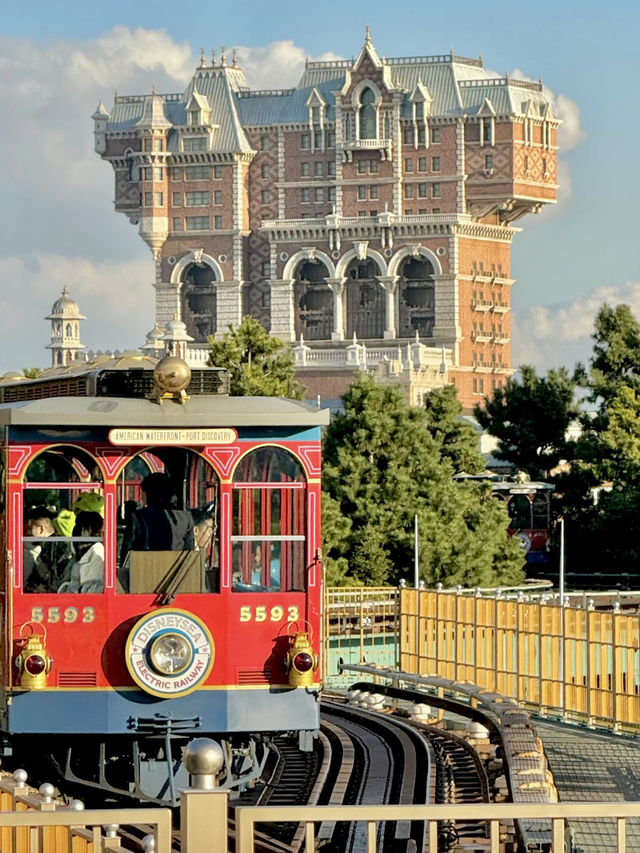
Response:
414,514,419,589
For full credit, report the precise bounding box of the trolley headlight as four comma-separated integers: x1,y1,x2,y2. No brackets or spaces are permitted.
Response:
149,633,192,675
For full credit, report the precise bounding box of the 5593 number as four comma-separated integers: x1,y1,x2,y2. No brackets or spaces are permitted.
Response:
30,607,95,624
240,605,299,623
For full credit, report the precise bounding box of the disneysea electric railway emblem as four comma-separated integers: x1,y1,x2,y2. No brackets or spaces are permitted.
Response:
125,609,214,698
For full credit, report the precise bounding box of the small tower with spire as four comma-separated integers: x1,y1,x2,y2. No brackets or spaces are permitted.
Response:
45,286,86,367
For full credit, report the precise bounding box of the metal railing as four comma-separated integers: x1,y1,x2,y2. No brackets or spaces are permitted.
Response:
235,802,640,852
324,587,399,687
399,587,640,731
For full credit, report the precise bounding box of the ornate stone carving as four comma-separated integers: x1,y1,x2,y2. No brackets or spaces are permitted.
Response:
353,241,369,261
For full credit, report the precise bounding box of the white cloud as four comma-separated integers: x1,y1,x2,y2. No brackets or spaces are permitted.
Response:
0,254,154,374
0,29,342,373
510,67,586,152
512,282,640,372
236,40,343,88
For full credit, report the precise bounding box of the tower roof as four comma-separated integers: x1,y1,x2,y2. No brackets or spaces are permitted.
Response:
45,286,87,320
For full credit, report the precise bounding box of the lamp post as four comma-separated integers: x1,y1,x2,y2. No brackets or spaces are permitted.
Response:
414,514,419,589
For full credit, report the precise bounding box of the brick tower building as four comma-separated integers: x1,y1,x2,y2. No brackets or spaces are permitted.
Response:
94,33,558,407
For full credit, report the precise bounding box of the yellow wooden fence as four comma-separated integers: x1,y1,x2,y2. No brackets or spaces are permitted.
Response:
398,588,640,730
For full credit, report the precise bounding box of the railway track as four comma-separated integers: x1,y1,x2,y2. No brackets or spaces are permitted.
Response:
244,693,492,852
20,688,499,852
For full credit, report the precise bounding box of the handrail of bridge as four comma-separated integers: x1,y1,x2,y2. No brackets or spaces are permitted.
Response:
235,801,640,852
0,807,173,852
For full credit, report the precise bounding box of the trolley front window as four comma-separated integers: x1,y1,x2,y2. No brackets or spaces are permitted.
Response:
22,447,104,594
116,448,219,595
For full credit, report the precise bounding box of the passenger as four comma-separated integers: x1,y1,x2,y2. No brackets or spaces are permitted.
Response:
23,506,73,593
191,507,215,551
191,507,218,592
58,511,104,594
120,472,195,559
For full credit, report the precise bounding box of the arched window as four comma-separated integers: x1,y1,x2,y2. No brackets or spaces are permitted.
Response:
359,88,377,140
181,262,217,342
345,258,384,339
384,111,391,139
398,257,436,338
232,448,306,592
22,447,104,594
65,323,73,337
117,448,219,595
294,260,333,340
532,493,550,529
508,495,532,530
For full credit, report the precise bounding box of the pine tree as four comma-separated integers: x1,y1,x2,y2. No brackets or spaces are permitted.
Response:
423,385,485,474
323,375,524,587
208,316,305,398
474,365,577,480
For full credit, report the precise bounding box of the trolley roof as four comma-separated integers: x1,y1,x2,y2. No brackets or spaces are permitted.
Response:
0,396,330,428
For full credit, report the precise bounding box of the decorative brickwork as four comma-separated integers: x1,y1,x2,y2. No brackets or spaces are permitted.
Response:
95,35,558,409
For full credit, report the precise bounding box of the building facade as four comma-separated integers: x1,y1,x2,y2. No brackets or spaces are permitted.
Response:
94,34,558,407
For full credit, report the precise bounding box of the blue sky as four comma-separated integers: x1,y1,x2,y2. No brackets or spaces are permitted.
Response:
1,0,639,374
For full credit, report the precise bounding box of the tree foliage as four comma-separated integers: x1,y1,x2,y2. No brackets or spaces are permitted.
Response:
322,375,525,587
208,316,305,398
474,365,577,480
557,304,640,581
423,385,485,475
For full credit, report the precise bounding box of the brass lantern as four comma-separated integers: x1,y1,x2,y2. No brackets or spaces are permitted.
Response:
286,630,319,688
15,624,52,689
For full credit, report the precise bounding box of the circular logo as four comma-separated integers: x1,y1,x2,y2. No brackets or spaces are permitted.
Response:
125,609,214,698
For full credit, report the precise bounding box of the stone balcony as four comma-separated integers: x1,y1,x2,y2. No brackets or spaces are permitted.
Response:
341,138,393,161
186,337,452,374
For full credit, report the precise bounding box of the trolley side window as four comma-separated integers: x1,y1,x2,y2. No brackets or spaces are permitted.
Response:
507,494,532,530
22,447,104,594
231,448,306,592
532,493,550,528
117,448,218,594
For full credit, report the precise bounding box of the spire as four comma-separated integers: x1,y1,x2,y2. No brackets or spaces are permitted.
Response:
439,345,447,375
232,47,238,68
220,46,227,67
45,287,86,368
200,48,206,68
211,48,217,67
365,25,371,45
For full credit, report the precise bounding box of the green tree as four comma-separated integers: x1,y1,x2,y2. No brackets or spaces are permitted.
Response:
584,303,640,407
208,316,305,398
322,375,524,587
423,385,485,475
474,365,577,480
558,304,640,582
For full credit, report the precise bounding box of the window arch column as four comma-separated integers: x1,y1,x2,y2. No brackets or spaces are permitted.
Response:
326,277,346,341
268,278,295,342
377,275,399,339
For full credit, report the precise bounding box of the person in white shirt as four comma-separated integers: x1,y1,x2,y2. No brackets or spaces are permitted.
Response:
58,511,104,593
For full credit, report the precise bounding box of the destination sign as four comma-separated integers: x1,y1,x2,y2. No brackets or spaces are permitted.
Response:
109,428,237,446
